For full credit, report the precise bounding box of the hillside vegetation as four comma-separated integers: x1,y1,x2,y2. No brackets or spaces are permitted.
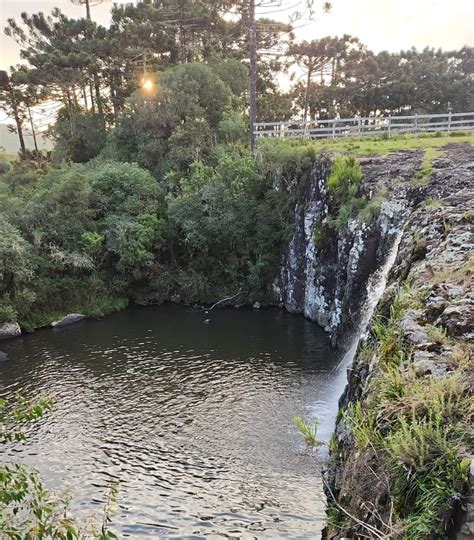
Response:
2,131,472,332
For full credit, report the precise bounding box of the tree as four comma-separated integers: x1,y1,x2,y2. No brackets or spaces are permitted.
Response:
88,161,167,278
51,107,106,163
0,217,35,322
289,35,363,121
108,63,232,176
167,153,286,301
70,0,111,21
0,71,27,157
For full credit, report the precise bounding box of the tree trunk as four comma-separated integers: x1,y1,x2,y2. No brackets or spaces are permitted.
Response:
248,0,257,152
303,67,313,124
72,87,79,108
82,85,88,111
109,75,119,120
65,88,76,136
85,0,91,21
27,104,38,153
94,75,105,129
9,88,26,157
13,109,26,157
89,81,96,113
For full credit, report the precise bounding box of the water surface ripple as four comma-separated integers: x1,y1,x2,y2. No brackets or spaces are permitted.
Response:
0,305,343,538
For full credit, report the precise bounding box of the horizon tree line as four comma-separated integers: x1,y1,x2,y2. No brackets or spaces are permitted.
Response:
0,0,472,157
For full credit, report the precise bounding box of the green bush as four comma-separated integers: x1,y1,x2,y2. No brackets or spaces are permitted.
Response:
294,416,321,447
255,138,317,189
326,156,362,204
359,187,389,223
324,156,369,231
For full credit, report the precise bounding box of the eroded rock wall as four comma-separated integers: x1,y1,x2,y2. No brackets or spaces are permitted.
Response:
279,151,423,344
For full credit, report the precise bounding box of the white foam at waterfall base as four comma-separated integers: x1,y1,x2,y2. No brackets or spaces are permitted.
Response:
314,225,406,444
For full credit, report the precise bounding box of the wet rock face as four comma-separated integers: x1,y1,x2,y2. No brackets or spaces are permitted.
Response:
279,156,331,322
279,151,422,343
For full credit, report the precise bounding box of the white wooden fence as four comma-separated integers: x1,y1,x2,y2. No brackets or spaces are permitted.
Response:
253,111,474,139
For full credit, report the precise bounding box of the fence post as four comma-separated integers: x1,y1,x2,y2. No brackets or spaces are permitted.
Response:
414,113,418,136
357,117,361,137
448,111,452,134
388,114,391,138
332,120,336,139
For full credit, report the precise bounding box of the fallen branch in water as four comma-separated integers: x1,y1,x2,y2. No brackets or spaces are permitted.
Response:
206,290,244,311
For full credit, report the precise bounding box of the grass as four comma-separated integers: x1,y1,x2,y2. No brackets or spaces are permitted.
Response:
256,133,474,160
425,323,448,345
294,416,321,447
463,211,474,223
423,197,443,208
359,187,389,223
333,278,473,539
429,255,473,285
17,296,128,332
313,156,386,241
413,147,442,186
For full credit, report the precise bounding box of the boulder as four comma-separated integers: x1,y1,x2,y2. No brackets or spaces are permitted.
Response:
413,350,449,377
0,322,21,340
401,310,429,345
0,350,8,360
51,314,85,328
438,303,474,337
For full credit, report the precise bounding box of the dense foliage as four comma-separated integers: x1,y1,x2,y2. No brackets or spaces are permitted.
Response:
290,37,473,119
0,150,289,328
0,1,472,157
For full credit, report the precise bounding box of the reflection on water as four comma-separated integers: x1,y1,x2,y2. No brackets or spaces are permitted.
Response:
0,304,343,538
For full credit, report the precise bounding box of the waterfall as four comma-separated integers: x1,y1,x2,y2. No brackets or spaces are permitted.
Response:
315,224,405,443
334,223,405,373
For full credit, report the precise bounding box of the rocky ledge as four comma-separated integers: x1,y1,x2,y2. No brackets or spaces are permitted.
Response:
51,314,86,328
279,149,426,344
324,143,473,539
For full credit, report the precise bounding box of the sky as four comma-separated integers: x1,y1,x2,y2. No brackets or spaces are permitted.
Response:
1,0,473,70
0,0,472,131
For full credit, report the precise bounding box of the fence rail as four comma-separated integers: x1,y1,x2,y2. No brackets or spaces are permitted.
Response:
253,111,474,139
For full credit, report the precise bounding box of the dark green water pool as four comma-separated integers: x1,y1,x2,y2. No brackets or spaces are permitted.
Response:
0,304,344,538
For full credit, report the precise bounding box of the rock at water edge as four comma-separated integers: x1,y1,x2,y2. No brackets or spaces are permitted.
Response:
0,322,21,340
51,314,86,328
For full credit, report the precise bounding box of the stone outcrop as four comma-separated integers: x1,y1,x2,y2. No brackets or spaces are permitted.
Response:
279,151,423,344
51,314,86,328
0,322,21,340
324,143,474,539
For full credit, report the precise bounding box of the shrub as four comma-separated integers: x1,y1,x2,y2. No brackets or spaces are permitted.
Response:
326,156,362,205
325,156,368,231
294,416,321,447
359,187,389,224
255,138,317,189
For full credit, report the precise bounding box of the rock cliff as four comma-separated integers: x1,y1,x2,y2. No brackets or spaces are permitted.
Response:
279,150,423,344
323,143,473,539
